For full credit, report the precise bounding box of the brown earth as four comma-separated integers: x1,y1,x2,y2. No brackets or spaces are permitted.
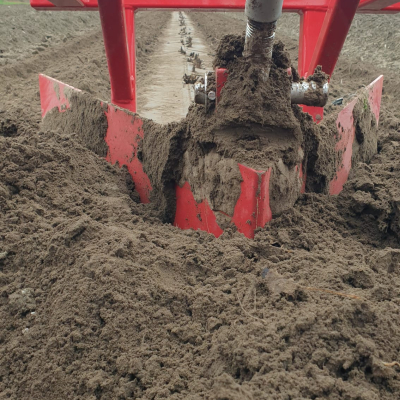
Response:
0,5,171,129
1,6,400,400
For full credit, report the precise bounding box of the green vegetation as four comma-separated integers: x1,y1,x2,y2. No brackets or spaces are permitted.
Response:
0,0,29,4
363,97,368,111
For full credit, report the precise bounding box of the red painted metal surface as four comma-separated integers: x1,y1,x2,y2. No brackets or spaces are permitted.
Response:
307,0,360,78
174,162,308,238
329,75,383,195
215,68,228,103
174,165,273,239
31,0,400,12
39,74,151,202
298,10,325,77
97,0,136,112
174,182,224,237
39,74,78,117
50,0,83,6
367,75,384,124
231,165,273,238
328,97,358,196
104,107,151,203
124,7,136,102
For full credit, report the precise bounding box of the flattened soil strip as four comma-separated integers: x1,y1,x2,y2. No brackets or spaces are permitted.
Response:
139,12,213,123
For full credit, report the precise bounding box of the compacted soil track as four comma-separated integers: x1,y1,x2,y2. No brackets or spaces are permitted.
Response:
139,12,212,123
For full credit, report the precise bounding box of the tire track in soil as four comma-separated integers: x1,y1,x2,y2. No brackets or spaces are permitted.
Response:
138,12,213,124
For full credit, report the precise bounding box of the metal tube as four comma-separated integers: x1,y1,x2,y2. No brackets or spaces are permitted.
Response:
125,7,137,112
245,0,284,23
243,0,284,81
195,79,329,107
97,0,135,111
291,81,329,107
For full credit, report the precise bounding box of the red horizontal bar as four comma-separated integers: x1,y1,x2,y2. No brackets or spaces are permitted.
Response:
31,0,400,12
30,0,330,11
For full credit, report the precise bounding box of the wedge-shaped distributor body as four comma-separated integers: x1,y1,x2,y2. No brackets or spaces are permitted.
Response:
38,73,383,238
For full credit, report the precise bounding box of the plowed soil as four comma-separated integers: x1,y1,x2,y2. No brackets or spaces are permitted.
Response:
1,6,400,400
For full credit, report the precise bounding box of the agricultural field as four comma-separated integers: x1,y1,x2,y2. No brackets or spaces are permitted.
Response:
1,3,400,400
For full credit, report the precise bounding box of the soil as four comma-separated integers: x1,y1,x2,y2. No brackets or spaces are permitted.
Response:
142,37,304,220
0,6,100,67
140,13,191,123
43,92,110,158
0,6,171,129
1,5,400,400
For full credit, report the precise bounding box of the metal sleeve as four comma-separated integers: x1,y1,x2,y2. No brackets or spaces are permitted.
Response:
245,0,284,23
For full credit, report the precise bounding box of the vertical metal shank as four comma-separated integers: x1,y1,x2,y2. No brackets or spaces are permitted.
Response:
97,0,135,111
243,0,284,81
245,0,284,23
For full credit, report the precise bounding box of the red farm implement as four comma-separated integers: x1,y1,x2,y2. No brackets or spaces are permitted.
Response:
31,0,399,238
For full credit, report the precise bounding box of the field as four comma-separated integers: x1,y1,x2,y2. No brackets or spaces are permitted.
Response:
1,5,400,400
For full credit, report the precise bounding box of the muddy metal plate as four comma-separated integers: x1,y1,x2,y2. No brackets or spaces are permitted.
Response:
39,74,151,203
329,75,383,195
38,73,384,239
175,165,273,238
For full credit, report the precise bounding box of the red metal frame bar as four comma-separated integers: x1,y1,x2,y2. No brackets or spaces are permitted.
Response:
97,0,135,111
308,0,360,78
31,0,400,12
31,0,400,116
124,7,136,107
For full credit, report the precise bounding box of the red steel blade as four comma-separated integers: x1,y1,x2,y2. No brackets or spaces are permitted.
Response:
39,74,151,203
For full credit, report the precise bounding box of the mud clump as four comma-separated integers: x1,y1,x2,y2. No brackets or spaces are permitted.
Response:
213,33,245,69
302,110,338,193
143,36,304,220
141,119,189,221
352,94,379,163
